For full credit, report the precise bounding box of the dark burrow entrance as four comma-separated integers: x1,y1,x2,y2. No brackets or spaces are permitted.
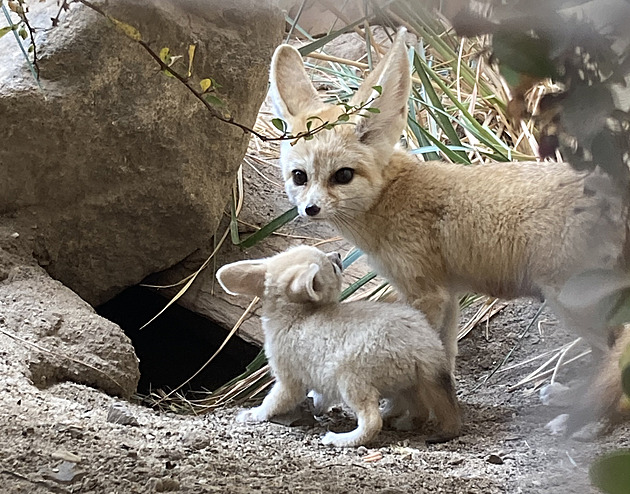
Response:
96,285,260,397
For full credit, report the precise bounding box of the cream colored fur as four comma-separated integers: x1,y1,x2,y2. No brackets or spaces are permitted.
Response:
216,245,461,447
269,29,629,378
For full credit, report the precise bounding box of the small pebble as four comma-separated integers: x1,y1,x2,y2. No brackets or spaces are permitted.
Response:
107,402,139,426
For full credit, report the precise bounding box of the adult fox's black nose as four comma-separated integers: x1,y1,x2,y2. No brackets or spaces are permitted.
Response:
305,204,321,216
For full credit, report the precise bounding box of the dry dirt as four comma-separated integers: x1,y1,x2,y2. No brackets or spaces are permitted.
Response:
1,297,628,493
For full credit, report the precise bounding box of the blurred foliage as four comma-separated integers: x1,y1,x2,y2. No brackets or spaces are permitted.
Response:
452,0,630,186
590,451,630,494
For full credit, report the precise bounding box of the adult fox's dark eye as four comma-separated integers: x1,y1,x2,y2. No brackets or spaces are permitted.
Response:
332,167,354,184
292,170,307,186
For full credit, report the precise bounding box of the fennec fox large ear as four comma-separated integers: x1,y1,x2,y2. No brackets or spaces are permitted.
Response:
216,261,267,298
287,262,322,303
269,44,325,130
352,28,411,151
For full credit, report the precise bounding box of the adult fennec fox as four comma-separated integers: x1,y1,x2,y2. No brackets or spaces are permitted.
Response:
268,29,629,428
216,245,461,447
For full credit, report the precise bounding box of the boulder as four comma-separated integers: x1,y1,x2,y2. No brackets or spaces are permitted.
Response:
0,226,139,397
0,0,284,306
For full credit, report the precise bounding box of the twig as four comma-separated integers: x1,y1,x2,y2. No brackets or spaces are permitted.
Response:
73,0,375,145
51,0,70,27
13,0,39,77
1,0,40,86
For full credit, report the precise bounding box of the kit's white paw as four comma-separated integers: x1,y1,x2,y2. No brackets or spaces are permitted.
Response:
545,413,569,435
321,430,364,447
236,407,268,423
540,382,572,407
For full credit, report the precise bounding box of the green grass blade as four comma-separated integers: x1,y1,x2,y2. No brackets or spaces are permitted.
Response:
298,17,367,56
408,115,469,163
418,57,510,160
231,206,299,249
342,247,364,269
340,271,377,301
412,52,468,162
407,104,440,161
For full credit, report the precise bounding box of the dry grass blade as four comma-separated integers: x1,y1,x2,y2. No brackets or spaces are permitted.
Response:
153,296,260,406
457,297,507,341
509,349,591,392
505,337,589,392
193,365,274,412
137,226,230,329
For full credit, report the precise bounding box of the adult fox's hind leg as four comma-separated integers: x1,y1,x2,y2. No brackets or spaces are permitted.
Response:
418,370,461,444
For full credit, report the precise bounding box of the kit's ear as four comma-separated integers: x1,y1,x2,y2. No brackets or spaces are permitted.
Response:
287,262,321,303
269,44,326,130
216,260,267,297
352,28,411,151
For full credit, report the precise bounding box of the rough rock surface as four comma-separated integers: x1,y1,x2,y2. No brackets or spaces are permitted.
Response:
0,0,284,306
0,226,139,397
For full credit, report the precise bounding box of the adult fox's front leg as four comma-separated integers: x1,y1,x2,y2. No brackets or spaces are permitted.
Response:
411,287,460,374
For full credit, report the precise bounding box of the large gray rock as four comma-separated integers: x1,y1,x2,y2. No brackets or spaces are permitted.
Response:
0,0,283,306
0,227,139,397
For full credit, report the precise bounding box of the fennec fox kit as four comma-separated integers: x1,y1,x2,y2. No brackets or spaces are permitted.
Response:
269,28,628,378
216,245,461,447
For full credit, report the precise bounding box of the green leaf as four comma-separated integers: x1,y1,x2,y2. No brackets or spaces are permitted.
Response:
18,26,26,39
109,16,142,42
204,94,225,107
336,113,350,122
364,107,380,114
271,118,287,133
298,16,367,56
414,122,470,164
609,289,630,328
418,59,510,160
159,47,171,65
342,248,363,270
590,451,630,494
0,25,13,39
372,85,382,95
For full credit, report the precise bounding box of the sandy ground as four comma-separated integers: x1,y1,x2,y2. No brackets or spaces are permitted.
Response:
0,298,627,493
